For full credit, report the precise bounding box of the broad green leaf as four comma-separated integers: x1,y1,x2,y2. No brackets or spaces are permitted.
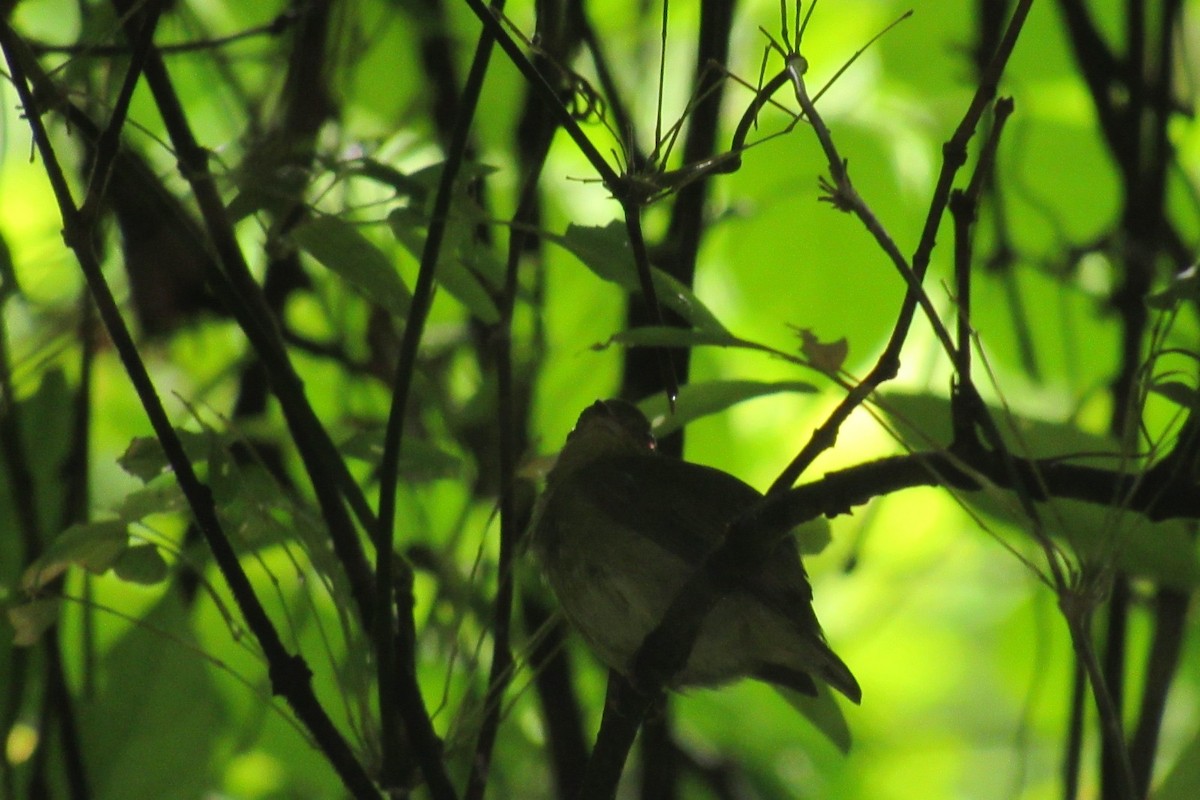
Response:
381,160,503,324
387,207,501,324
403,160,498,218
638,379,818,440
118,429,211,483
225,135,312,222
292,215,412,318
794,517,833,556
348,158,430,202
118,435,173,483
113,544,169,585
881,391,1121,458
436,256,502,324
339,429,463,481
116,480,188,521
1150,380,1200,411
23,520,129,590
1056,503,1199,588
546,222,730,335
597,326,745,350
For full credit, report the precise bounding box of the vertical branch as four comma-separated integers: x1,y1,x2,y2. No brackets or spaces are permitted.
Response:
522,597,589,798
948,96,1013,444
464,85,556,800
620,200,679,405
1129,586,1189,796
1099,578,1131,800
1063,656,1087,800
624,0,739,426
579,675,666,800
1065,605,1137,800
1056,3,1186,795
373,0,512,794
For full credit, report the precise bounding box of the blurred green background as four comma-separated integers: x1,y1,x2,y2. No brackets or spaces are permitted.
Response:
2,0,1199,798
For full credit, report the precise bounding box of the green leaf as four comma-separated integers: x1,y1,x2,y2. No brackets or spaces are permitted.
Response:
597,326,744,350
794,517,833,555
118,429,211,483
113,544,169,585
387,207,501,324
23,520,129,590
881,391,1120,457
339,429,463,481
381,160,503,324
547,222,730,335
118,436,170,483
115,479,189,521
435,254,502,325
404,160,498,219
637,379,818,440
292,215,412,318
1150,380,1200,410
349,158,430,203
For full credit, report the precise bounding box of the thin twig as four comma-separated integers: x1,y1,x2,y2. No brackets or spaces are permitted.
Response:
769,0,1035,493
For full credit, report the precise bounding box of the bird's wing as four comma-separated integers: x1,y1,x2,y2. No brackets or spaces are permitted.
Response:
566,456,818,606
564,455,762,563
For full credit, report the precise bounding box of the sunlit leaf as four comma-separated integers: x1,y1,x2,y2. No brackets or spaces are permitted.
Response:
546,222,730,334
638,379,818,439
387,207,501,324
338,429,463,480
596,326,744,350
292,215,412,318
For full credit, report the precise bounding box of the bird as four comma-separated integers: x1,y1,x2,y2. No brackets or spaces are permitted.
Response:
528,398,860,704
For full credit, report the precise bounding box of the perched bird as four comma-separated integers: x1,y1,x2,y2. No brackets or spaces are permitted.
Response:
529,398,860,703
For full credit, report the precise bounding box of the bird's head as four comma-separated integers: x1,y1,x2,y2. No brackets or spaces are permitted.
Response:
549,399,656,480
